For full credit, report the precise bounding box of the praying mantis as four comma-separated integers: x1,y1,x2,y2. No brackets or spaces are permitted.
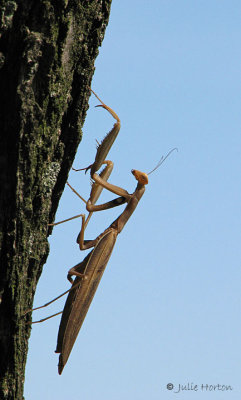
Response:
28,89,176,374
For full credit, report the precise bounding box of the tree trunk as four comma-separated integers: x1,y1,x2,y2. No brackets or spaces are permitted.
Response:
0,1,112,398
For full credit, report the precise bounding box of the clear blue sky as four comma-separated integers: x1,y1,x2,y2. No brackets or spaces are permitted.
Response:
25,1,241,399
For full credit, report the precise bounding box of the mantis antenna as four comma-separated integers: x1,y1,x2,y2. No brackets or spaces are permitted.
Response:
147,148,178,175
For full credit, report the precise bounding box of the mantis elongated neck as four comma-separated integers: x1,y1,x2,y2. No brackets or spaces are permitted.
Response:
110,183,145,234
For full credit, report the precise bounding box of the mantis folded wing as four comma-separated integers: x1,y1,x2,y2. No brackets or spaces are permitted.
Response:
55,229,117,373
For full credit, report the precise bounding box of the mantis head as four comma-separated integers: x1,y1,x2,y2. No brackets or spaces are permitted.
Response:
131,170,149,185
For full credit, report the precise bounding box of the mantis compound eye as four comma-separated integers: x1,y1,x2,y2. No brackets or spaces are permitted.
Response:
131,169,149,185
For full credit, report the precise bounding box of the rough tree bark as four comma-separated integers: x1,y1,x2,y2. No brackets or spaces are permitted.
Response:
0,1,112,398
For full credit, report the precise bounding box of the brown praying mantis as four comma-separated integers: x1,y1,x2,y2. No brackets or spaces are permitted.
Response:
27,89,176,375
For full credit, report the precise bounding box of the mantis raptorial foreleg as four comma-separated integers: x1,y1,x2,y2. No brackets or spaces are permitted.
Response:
72,88,121,225
49,89,121,229
81,88,121,176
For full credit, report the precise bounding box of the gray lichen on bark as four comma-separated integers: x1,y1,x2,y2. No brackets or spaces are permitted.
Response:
0,1,113,398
